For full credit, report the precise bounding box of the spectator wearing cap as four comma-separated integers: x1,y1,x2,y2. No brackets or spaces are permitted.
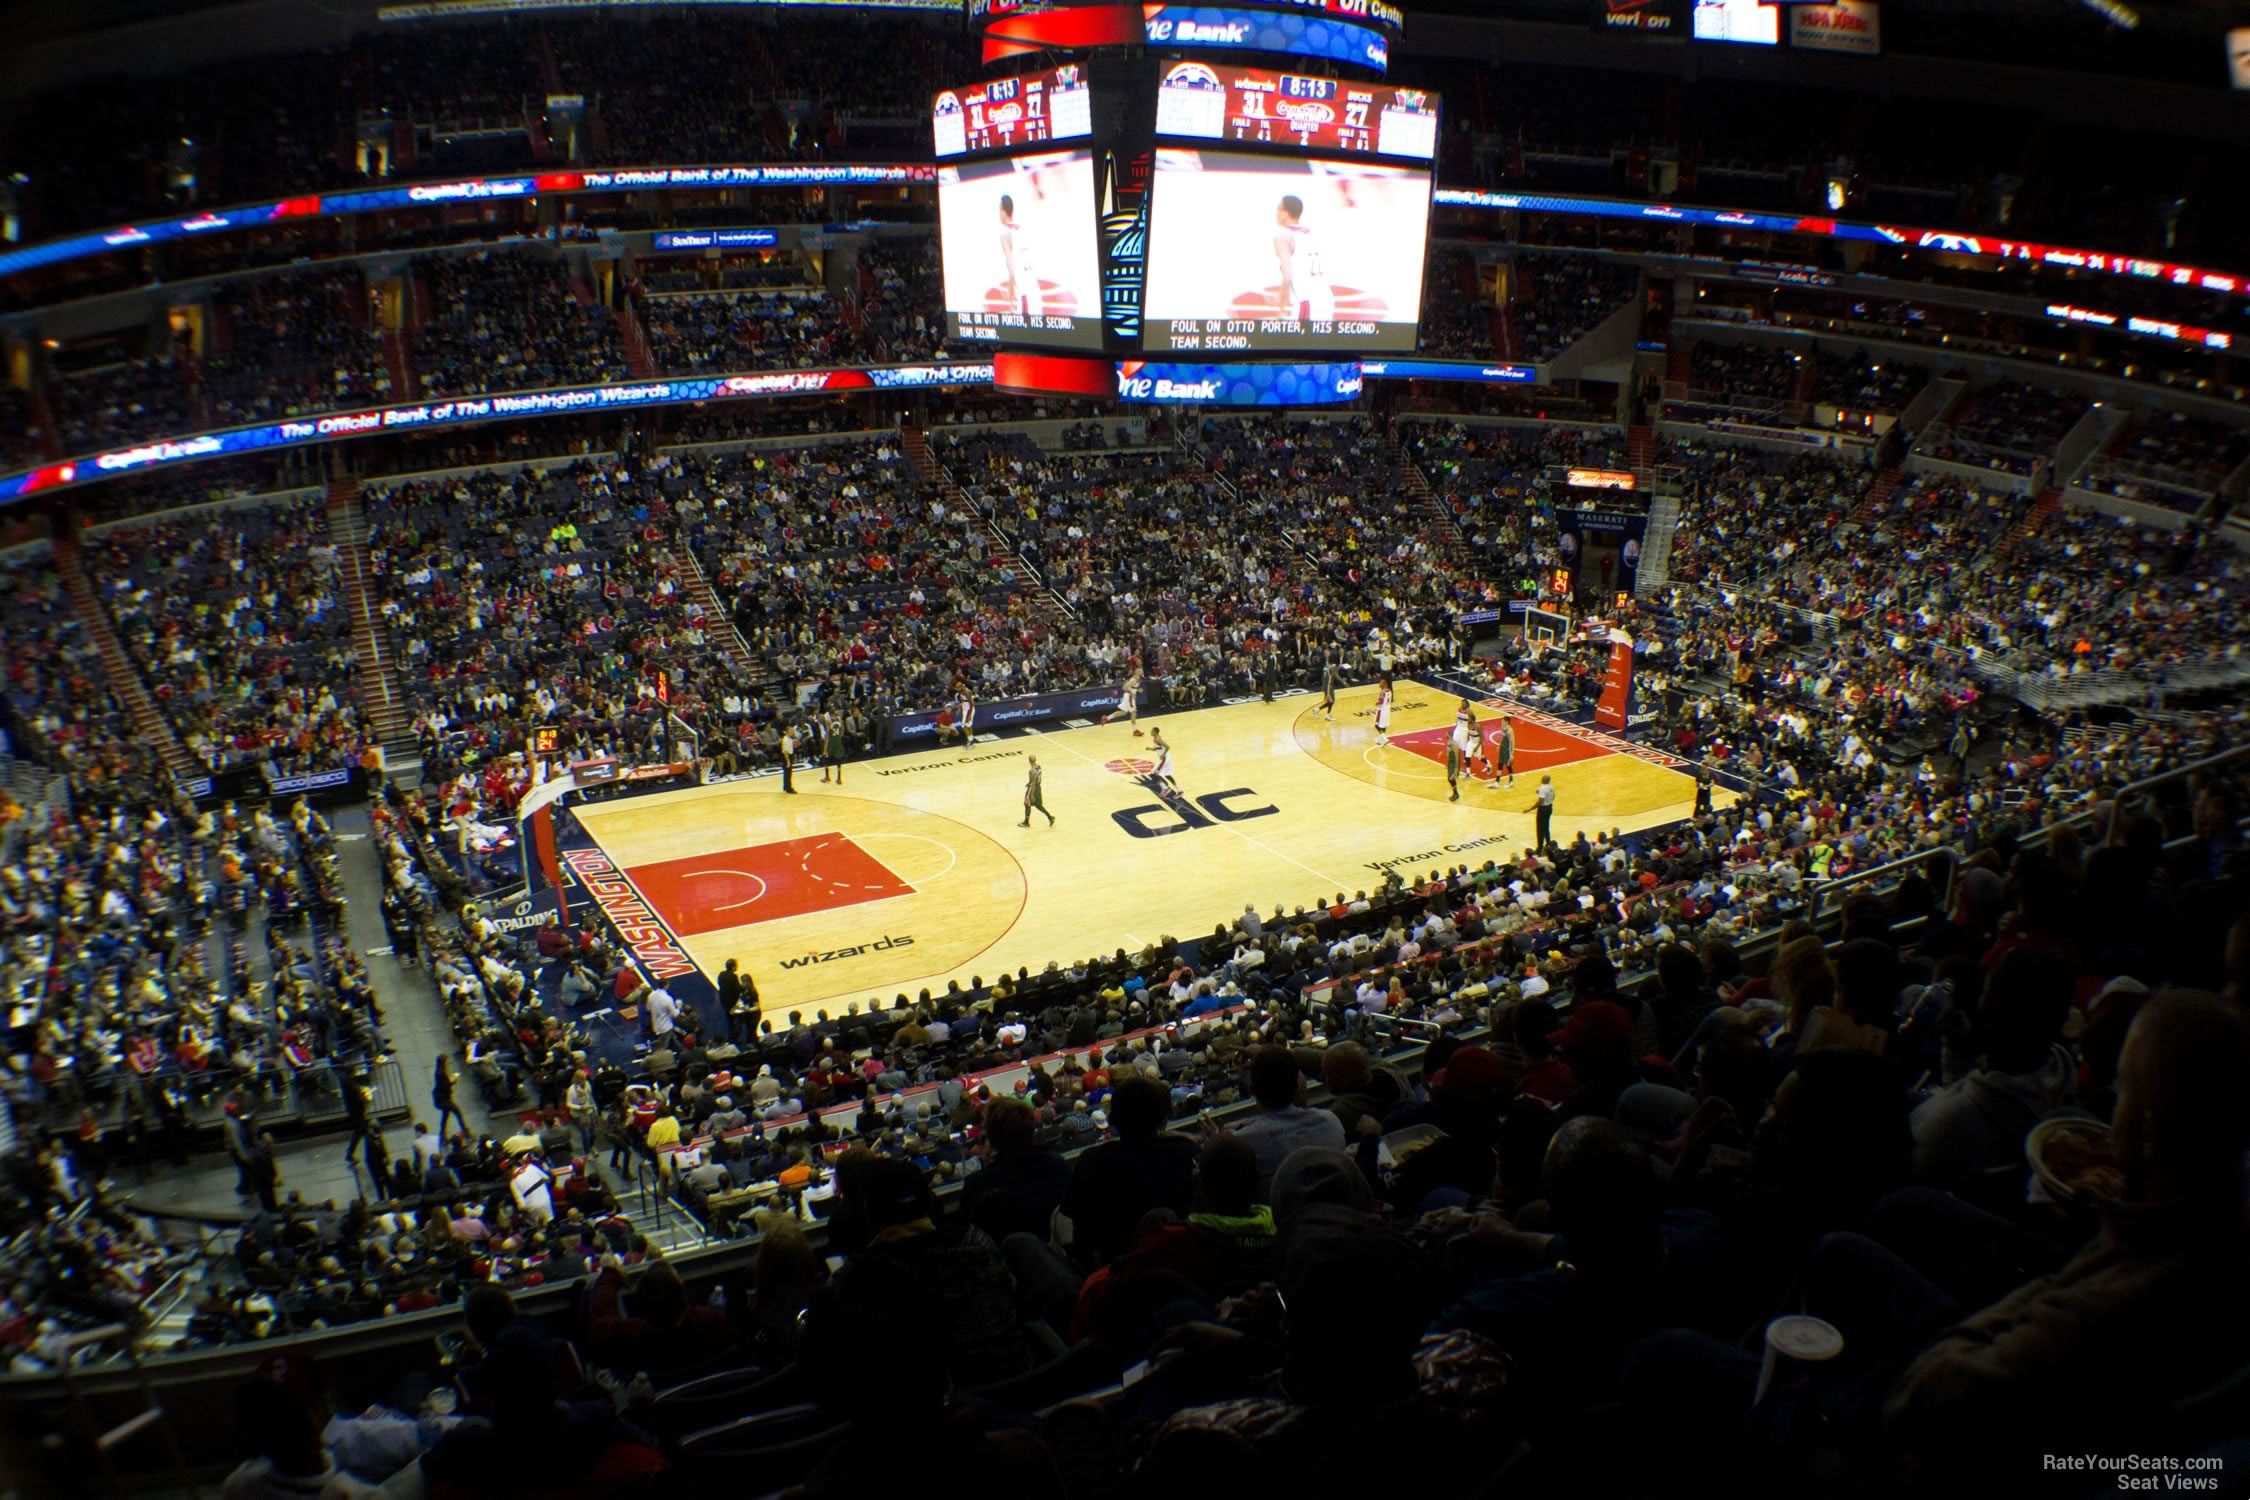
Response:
1234,1045,1345,1199
705,1094,748,1136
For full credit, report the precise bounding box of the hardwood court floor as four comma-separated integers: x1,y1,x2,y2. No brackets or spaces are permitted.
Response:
569,681,1732,1015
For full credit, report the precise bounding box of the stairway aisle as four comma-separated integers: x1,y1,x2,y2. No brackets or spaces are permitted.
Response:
1626,424,1656,477
52,533,204,784
381,330,417,402
1848,464,1906,527
2004,488,2063,553
912,423,1076,629
664,539,766,687
1386,420,1466,552
617,298,659,379
325,468,419,783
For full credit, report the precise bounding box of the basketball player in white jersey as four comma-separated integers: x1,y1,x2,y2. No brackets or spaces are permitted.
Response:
1446,701,1474,802
1448,697,1476,802
1102,668,1144,736
1274,194,1335,325
999,194,1042,319
1373,677,1393,746
1149,727,1178,791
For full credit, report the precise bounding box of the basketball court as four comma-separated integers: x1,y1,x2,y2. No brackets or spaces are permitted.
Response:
559,680,1731,1023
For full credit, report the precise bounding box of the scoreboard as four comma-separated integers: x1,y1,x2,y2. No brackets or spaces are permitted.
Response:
1153,61,1437,159
933,65,1095,159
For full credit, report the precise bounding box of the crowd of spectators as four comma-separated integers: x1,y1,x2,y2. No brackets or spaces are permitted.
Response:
0,768,368,1198
0,48,356,244
1685,342,1795,406
6,404,2250,1435
1776,475,2248,677
359,18,537,130
633,239,940,374
363,456,738,782
853,238,943,364
2107,410,2250,488
0,549,166,799
637,290,862,373
203,266,392,427
167,691,2250,1494
667,421,1479,746
411,250,630,398
88,498,365,775
557,13,787,163
1661,442,1868,591
1511,253,1639,362
49,357,198,456
547,13,975,163
694,431,1071,719
1813,347,1926,414
1934,380,2087,474
1417,247,1492,357
0,1183,191,1374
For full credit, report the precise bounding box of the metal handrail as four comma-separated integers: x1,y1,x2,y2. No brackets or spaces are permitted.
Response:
1806,844,1956,927
2019,739,2250,847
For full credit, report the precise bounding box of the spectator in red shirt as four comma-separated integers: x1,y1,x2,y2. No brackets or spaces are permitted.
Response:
1511,1001,1580,1107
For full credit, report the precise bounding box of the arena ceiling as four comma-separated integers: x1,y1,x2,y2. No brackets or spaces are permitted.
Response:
7,0,2243,79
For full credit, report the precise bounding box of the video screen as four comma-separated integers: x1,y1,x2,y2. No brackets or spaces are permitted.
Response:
1692,0,1778,43
1152,62,1438,161
1142,149,1431,354
931,65,1093,159
937,149,1104,349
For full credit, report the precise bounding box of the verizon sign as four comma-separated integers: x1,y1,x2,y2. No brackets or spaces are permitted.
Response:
1790,0,1880,56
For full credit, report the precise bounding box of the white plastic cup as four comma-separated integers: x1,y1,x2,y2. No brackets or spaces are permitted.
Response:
1753,1314,1844,1406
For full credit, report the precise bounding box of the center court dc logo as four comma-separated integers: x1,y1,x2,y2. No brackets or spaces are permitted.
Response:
1109,774,1280,840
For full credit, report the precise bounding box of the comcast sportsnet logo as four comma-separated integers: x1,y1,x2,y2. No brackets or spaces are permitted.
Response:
1106,758,1156,775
